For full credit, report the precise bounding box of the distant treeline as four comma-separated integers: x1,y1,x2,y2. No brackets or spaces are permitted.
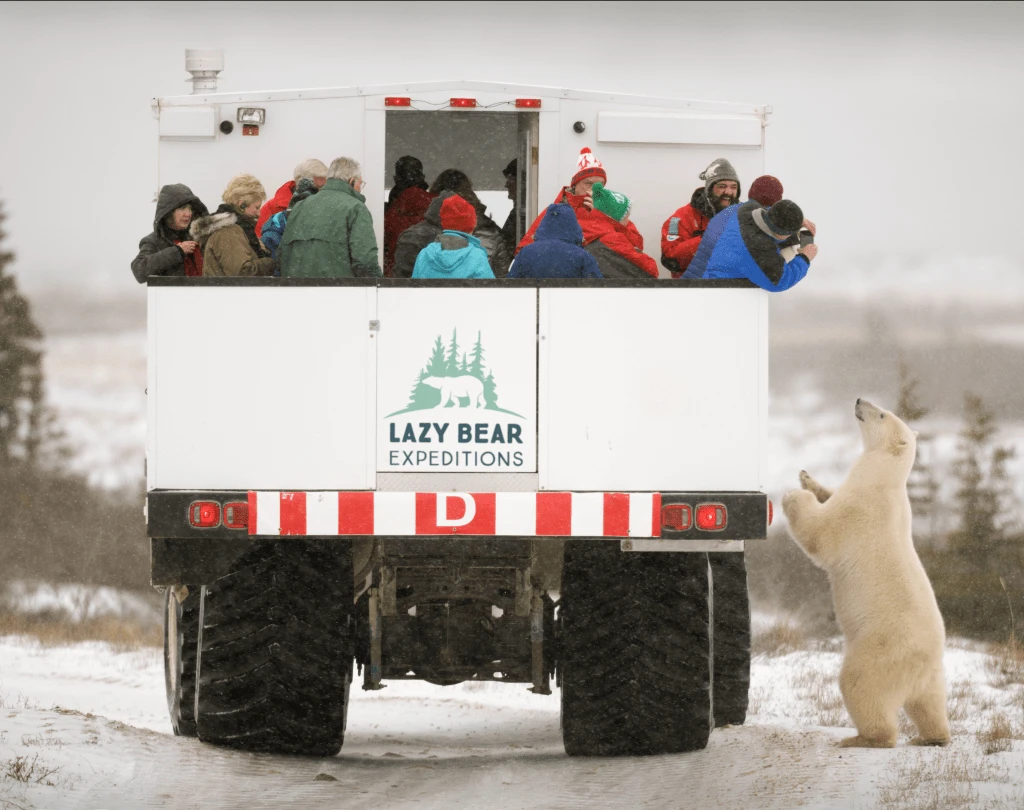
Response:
0,199,147,590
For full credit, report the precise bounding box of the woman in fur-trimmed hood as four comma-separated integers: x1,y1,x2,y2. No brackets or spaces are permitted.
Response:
130,184,208,283
190,174,277,277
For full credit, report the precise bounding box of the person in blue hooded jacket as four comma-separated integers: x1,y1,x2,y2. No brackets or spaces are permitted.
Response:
507,203,603,279
698,199,817,292
412,195,495,280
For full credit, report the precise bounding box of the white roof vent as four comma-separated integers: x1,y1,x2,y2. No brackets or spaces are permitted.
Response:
185,49,223,95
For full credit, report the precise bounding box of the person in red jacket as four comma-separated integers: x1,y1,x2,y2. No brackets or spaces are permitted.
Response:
383,156,435,276
660,158,742,278
256,158,328,237
517,147,657,279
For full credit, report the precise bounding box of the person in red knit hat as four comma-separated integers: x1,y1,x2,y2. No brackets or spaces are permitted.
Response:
411,195,495,280
516,147,658,279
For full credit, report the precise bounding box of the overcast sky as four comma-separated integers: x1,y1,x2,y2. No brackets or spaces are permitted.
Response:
1,1,1022,302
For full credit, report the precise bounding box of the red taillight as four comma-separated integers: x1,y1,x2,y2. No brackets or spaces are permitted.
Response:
696,504,727,531
450,97,477,108
661,504,692,531
189,501,221,528
385,96,411,107
768,500,774,526
223,502,249,530
515,98,542,108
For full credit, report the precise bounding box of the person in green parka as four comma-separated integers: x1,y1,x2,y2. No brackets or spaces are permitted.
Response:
280,156,382,278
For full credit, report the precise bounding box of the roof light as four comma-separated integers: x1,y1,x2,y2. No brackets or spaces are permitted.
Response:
450,98,477,108
661,504,692,532
696,504,727,531
385,97,411,107
515,98,542,108
223,502,249,530
189,501,220,529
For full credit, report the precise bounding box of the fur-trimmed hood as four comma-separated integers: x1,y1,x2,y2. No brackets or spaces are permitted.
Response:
190,211,238,246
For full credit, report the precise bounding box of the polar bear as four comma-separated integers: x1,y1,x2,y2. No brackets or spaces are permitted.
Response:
421,375,485,409
782,398,950,749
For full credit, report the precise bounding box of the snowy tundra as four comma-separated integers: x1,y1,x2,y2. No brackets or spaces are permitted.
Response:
784,399,950,749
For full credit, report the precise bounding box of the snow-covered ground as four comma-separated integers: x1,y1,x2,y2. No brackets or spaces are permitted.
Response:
1,634,1023,810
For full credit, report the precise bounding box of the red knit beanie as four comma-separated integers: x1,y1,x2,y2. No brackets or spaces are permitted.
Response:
748,175,784,207
439,195,478,234
570,147,607,188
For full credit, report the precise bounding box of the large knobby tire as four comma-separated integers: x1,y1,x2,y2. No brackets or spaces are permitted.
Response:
163,586,200,737
709,551,751,727
195,540,354,756
559,541,713,756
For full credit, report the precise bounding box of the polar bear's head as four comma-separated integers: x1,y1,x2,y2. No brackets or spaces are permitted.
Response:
855,398,917,469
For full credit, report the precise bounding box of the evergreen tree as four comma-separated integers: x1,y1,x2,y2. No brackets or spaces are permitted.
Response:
951,392,1017,549
426,335,447,376
0,199,45,466
895,362,940,544
483,371,498,408
445,328,460,376
469,331,486,381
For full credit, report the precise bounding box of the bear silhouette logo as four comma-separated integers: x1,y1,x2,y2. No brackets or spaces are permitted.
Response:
385,328,523,418
421,375,485,409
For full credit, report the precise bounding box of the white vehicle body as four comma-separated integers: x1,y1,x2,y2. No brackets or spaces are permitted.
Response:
148,79,770,546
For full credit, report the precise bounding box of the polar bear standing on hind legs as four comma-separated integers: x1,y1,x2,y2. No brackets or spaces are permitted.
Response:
782,398,950,749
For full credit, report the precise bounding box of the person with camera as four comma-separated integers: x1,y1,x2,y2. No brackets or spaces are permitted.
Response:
684,174,816,279
660,158,742,278
697,198,817,292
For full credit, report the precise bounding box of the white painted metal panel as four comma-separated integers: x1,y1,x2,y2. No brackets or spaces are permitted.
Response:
376,288,537,473
159,106,216,140
597,112,762,147
539,288,766,492
148,286,375,490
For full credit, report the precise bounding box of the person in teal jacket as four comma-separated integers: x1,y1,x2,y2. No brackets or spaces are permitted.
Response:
412,195,495,280
280,157,382,278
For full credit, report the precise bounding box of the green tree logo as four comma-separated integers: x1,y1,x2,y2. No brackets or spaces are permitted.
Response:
387,329,522,418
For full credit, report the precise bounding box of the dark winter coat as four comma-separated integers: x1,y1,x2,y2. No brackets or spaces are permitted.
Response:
700,201,810,292
518,188,657,278
383,186,436,276
190,205,276,277
392,192,513,279
508,203,602,279
280,178,382,278
131,184,208,284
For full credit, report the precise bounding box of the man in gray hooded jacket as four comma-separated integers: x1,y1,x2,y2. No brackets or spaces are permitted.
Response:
131,184,208,283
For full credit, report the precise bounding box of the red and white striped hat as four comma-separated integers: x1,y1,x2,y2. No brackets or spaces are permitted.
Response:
571,147,607,188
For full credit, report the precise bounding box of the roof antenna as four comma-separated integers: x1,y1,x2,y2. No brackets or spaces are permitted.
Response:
185,49,224,95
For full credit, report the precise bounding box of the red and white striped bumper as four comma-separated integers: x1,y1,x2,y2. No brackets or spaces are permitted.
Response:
247,491,663,538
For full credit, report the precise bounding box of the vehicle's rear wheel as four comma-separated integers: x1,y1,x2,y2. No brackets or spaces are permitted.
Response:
195,539,354,756
709,551,751,727
559,541,713,756
163,585,200,737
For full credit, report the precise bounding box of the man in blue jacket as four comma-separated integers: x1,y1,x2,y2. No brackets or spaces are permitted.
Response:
696,199,817,292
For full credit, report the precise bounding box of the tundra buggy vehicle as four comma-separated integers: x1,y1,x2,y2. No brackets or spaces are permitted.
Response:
151,52,772,757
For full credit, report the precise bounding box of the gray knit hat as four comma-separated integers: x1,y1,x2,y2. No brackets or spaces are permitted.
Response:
699,158,741,196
